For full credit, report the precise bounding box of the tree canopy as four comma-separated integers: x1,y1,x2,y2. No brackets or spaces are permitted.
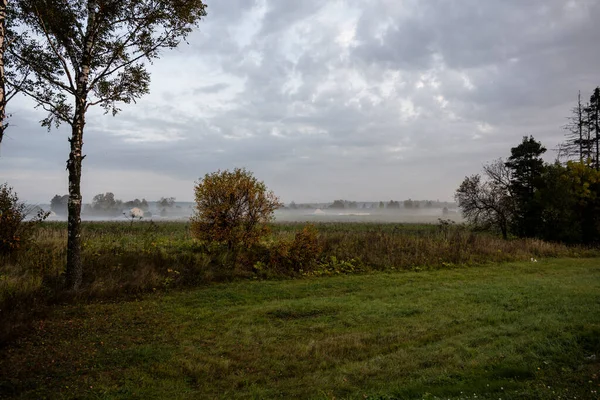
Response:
10,0,208,289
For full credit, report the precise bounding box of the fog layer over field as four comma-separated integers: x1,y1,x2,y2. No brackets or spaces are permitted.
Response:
41,203,462,224
274,208,462,223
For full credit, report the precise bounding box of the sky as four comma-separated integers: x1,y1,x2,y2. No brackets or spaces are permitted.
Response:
1,0,599,204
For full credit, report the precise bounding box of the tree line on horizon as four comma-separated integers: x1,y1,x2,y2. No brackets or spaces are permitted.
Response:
283,199,455,210
50,193,182,217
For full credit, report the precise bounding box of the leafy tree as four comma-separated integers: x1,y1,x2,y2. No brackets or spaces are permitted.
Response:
378,201,384,209
0,0,32,151
537,161,600,243
330,200,345,209
92,192,117,211
505,136,546,237
191,168,283,251
455,159,514,239
50,194,68,215
564,161,600,242
0,0,7,147
403,199,414,209
11,0,207,289
535,163,582,243
158,197,176,208
124,198,148,210
387,200,400,209
0,183,48,254
0,2,31,150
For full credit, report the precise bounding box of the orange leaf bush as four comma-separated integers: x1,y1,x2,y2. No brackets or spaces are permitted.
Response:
267,224,322,273
190,168,283,250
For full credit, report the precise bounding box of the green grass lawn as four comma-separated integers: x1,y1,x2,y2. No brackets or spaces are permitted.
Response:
2,259,600,399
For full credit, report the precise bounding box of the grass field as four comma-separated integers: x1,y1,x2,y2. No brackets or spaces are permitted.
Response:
1,221,597,344
2,258,599,399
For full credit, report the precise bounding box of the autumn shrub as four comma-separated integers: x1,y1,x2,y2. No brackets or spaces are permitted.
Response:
190,168,283,252
0,183,49,255
267,224,322,273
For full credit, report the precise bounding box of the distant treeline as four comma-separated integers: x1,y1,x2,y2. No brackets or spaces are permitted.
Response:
49,193,183,217
285,199,457,210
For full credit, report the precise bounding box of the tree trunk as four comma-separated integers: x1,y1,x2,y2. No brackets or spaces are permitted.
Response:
500,219,508,240
0,0,7,149
578,91,583,163
65,3,96,290
594,97,600,171
595,112,600,171
65,121,84,290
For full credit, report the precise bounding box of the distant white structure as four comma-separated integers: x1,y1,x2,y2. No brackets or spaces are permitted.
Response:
128,207,144,218
313,209,325,215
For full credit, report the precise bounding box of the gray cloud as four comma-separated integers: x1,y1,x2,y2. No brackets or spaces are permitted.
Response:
193,83,230,94
1,0,599,204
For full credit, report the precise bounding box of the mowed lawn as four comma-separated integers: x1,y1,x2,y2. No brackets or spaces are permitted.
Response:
1,259,600,399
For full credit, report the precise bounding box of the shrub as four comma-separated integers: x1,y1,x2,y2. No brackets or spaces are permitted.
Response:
190,168,283,250
268,224,322,273
0,183,49,255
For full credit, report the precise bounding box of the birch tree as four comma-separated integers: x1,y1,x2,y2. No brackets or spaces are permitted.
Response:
0,0,8,147
12,0,207,289
0,1,31,151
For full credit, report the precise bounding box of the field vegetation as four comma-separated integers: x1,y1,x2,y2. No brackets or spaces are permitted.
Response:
1,258,599,399
1,220,596,344
2,167,600,398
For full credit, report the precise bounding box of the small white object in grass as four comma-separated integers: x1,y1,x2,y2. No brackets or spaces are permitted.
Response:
530,258,538,262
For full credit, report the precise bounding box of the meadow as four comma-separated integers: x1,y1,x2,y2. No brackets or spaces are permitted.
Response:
1,221,599,398
1,258,599,399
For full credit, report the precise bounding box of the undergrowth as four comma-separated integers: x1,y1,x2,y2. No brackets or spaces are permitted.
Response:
0,220,597,344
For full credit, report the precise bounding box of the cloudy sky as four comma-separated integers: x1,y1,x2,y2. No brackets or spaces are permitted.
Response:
1,0,599,204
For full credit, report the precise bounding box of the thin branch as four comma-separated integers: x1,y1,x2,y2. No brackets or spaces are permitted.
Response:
5,67,31,102
89,27,175,89
21,91,72,126
33,6,76,92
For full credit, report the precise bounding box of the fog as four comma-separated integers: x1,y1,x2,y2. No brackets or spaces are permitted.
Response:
274,208,462,224
40,202,462,224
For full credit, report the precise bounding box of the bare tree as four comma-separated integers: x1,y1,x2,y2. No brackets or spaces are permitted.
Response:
12,0,207,289
455,159,514,239
561,91,591,163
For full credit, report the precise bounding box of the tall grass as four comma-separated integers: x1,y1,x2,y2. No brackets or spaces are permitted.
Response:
0,221,596,343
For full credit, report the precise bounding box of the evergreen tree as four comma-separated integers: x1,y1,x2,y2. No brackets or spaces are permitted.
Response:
505,136,546,237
